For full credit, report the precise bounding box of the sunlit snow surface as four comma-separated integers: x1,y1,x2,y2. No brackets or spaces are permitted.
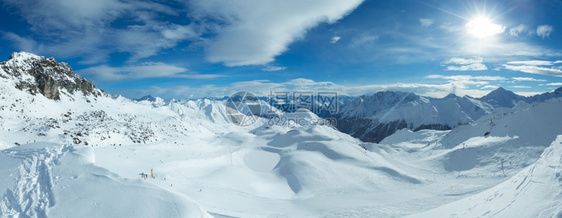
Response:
1,73,562,217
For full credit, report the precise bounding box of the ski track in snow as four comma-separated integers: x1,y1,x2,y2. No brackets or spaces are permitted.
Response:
0,144,64,217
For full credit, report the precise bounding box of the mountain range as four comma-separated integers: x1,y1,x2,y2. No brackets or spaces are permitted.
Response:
332,86,562,143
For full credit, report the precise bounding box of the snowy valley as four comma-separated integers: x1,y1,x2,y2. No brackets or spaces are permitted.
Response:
1,52,562,217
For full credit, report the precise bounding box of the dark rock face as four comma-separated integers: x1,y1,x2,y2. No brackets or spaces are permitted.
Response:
0,52,104,100
336,118,409,143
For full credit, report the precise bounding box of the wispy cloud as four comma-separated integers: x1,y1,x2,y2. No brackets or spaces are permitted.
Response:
512,77,546,82
442,57,487,71
504,65,562,77
507,60,554,66
545,82,562,86
427,75,506,82
508,24,529,37
537,25,553,39
419,18,434,27
2,0,193,64
330,36,342,44
261,66,287,72
80,62,225,81
349,34,378,48
509,85,532,89
504,60,562,77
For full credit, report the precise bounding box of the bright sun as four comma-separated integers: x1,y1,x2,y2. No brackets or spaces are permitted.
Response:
466,16,505,38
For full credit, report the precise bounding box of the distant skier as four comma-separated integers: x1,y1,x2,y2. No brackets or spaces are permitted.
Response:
151,169,154,178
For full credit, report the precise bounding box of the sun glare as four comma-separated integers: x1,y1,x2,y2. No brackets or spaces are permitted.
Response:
466,16,505,38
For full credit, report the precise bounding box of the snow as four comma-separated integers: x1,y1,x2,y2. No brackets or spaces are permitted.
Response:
1,53,562,217
0,143,208,217
411,135,562,217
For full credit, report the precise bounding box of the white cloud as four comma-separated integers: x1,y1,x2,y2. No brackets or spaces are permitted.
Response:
419,18,434,27
2,32,37,52
2,0,128,32
512,77,547,82
508,24,529,37
504,59,562,78
190,0,365,66
507,60,553,66
537,25,553,39
456,40,562,58
443,57,483,65
480,85,499,90
161,24,199,41
2,0,200,64
442,57,488,71
545,82,562,86
261,66,287,72
446,63,487,71
80,62,225,81
509,85,532,89
330,36,342,44
427,75,506,81
504,64,562,77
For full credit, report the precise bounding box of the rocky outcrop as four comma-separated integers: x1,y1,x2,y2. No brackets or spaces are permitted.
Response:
0,52,104,100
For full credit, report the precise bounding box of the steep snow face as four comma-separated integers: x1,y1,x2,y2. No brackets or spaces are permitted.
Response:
0,52,104,100
412,135,562,217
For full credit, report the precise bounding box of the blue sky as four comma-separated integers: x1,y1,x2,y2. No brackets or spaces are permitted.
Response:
1,0,562,99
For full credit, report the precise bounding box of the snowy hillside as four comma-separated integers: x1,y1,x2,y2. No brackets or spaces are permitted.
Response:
412,135,562,217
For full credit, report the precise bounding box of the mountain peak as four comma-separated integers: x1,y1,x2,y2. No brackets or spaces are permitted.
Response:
137,95,156,102
0,51,105,100
479,87,524,109
8,51,42,62
483,87,516,97
444,93,459,99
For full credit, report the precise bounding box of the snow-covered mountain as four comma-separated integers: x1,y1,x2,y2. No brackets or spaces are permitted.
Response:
333,87,562,143
333,91,493,143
